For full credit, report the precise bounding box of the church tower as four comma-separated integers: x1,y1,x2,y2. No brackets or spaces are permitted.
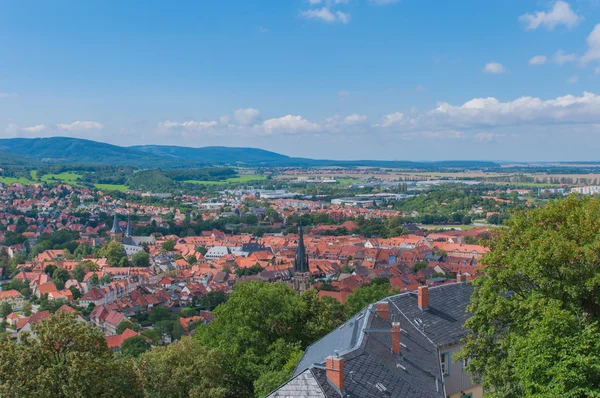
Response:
125,213,133,238
293,225,311,294
110,213,123,242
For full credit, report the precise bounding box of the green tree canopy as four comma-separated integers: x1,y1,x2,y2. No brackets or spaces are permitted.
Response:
116,321,141,335
120,335,150,358
194,282,307,396
161,239,175,252
131,251,150,267
102,241,127,267
0,311,143,397
460,196,600,397
138,337,230,398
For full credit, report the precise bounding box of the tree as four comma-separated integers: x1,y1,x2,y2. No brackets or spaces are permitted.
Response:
120,335,150,358
89,273,100,287
161,239,175,252
116,321,141,335
200,291,227,311
172,319,185,341
154,320,174,341
195,281,308,396
149,306,172,324
459,196,600,397
0,302,11,318
131,251,150,267
300,289,345,343
21,301,32,316
52,268,71,290
72,263,86,282
102,241,127,267
138,337,230,398
411,260,428,273
44,264,57,276
69,286,81,300
141,329,160,344
0,311,144,397
100,274,112,285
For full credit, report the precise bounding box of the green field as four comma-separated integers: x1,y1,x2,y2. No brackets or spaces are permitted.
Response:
29,170,37,180
40,172,82,185
94,183,129,192
184,175,268,185
0,176,34,185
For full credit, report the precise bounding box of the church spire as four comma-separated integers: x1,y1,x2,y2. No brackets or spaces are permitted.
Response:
125,213,133,237
294,225,309,273
110,213,120,234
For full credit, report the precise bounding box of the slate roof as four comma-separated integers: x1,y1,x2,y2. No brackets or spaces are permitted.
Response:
388,282,473,347
275,282,474,398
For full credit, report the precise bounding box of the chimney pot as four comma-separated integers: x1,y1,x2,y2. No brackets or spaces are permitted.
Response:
418,285,429,311
376,301,389,321
326,355,345,390
457,273,467,283
391,322,401,354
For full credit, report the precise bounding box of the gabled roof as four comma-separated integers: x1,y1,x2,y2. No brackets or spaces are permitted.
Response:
276,282,475,398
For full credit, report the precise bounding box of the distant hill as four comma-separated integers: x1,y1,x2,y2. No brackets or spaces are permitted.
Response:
0,137,499,169
131,145,289,164
0,151,40,166
0,137,156,167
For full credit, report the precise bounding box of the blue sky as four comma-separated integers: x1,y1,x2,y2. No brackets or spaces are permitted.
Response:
2,0,600,161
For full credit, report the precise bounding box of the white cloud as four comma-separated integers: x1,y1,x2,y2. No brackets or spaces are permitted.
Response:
519,1,582,31
343,114,368,125
483,62,507,74
21,124,48,133
529,55,547,65
308,0,322,3
397,130,465,141
234,108,261,126
378,92,600,132
257,26,268,33
262,115,321,134
553,50,577,65
57,121,104,132
300,7,350,23
157,120,218,131
475,132,505,142
581,24,600,64
376,112,404,128
568,75,579,84
415,85,427,93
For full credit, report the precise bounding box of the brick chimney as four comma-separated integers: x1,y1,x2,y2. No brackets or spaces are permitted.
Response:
418,285,429,311
457,273,467,283
376,301,389,321
326,353,344,390
391,322,401,354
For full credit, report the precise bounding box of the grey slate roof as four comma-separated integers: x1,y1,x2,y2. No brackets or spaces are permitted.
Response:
276,282,474,398
267,369,327,398
388,282,473,347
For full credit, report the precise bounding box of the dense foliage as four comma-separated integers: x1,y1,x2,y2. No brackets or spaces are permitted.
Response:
459,196,600,397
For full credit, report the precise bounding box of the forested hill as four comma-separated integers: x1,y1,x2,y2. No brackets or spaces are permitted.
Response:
0,137,498,169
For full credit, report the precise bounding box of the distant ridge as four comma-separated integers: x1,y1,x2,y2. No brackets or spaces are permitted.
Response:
0,137,498,169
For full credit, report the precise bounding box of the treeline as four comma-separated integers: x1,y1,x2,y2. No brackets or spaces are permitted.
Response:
0,279,398,397
163,168,236,181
